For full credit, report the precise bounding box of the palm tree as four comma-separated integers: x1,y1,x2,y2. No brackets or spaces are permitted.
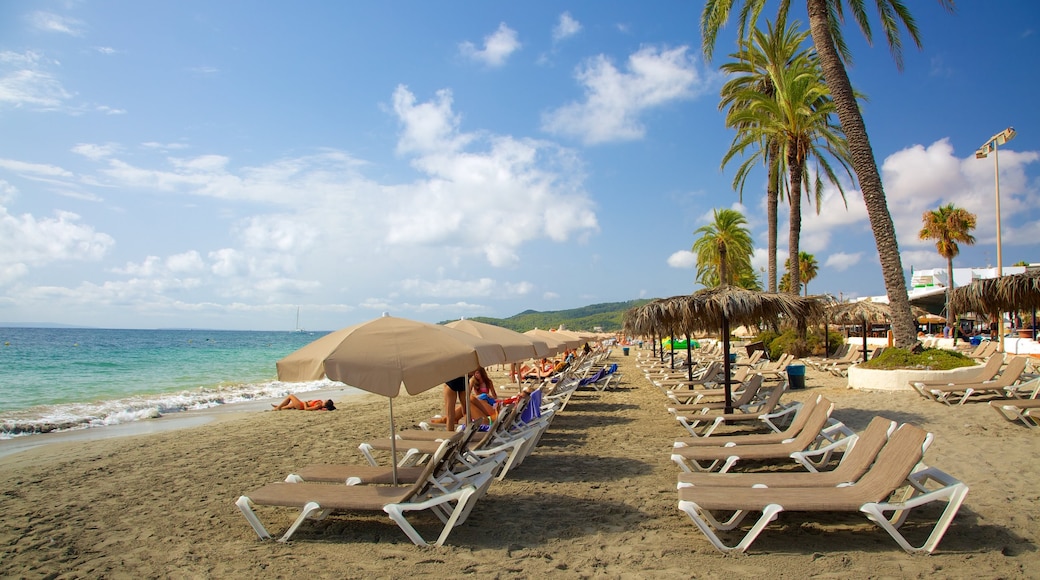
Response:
919,203,976,338
727,43,852,297
719,21,809,293
692,208,755,288
799,251,819,296
701,0,956,349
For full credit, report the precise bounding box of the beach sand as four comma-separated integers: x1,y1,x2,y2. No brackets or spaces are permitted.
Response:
1,349,1037,578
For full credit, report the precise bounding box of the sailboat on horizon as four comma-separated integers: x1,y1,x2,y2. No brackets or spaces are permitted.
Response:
293,306,305,333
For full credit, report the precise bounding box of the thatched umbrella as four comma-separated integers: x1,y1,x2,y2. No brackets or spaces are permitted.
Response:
951,269,1040,340
827,300,895,362
624,296,697,375
655,287,823,413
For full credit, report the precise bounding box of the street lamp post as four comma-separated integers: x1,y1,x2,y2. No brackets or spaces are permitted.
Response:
976,127,1016,352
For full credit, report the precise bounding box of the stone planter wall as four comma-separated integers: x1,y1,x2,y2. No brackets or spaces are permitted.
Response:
847,364,984,391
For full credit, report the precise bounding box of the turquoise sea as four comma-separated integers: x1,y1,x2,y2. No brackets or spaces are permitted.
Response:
0,327,340,439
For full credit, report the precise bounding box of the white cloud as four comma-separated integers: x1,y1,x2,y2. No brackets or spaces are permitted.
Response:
553,13,582,42
459,23,521,67
399,277,498,298
141,142,189,150
72,143,119,160
0,208,114,285
667,249,696,269
386,86,598,266
28,12,83,36
542,45,703,144
880,139,1039,249
0,85,600,319
96,104,126,115
797,138,1039,267
823,252,862,271
0,158,73,179
0,51,72,110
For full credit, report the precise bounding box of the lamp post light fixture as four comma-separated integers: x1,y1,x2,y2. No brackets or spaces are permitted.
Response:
975,126,1016,352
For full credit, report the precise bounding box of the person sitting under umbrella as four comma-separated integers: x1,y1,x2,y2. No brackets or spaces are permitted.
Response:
271,394,335,411
434,372,496,429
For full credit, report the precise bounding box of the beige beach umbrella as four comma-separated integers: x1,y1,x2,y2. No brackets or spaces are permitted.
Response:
276,314,507,483
544,329,584,349
523,328,570,356
444,318,550,362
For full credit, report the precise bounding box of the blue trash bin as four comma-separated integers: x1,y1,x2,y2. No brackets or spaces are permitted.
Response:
728,353,737,364
622,346,630,356
786,364,806,390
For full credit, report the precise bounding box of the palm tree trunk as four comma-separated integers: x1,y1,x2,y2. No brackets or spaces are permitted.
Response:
947,255,957,343
767,141,780,293
806,0,917,348
787,151,802,296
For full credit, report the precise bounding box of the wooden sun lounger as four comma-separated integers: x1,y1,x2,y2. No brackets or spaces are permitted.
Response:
676,416,899,487
909,354,1003,395
669,396,847,473
677,422,969,554
667,373,762,412
237,432,496,546
914,356,1028,405
674,381,793,437
672,392,832,447
989,381,1040,428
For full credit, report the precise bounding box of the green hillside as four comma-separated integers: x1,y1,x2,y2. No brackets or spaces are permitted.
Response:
441,299,652,333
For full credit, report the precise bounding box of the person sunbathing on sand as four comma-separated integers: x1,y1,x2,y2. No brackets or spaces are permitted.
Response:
272,394,336,411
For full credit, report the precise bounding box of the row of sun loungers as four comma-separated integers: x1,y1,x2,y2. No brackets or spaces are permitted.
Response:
236,354,601,546
635,350,970,555
909,355,1034,405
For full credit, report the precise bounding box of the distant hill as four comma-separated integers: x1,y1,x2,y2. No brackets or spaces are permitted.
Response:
441,299,652,333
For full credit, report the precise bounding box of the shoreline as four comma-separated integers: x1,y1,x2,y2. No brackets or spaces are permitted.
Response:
0,384,365,463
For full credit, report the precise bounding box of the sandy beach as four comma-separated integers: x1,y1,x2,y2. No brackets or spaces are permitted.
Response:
1,348,1037,578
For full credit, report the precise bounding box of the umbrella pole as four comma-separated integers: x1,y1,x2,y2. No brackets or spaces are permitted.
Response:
464,372,472,427
686,333,693,382
669,327,675,370
862,317,868,362
389,397,399,486
722,316,733,414
824,321,829,356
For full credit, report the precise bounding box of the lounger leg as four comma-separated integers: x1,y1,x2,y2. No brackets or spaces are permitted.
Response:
861,484,969,553
669,453,726,474
678,501,783,552
277,501,326,543
383,483,481,547
236,496,273,540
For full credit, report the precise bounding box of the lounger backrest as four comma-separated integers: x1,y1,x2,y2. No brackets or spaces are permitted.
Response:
974,354,1005,381
851,423,929,502
776,393,818,436
831,416,896,479
994,356,1028,387
789,396,834,447
731,373,763,406
752,379,788,413
401,428,469,497
980,341,998,358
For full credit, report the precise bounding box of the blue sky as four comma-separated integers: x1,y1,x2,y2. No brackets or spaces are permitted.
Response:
1,1,1037,331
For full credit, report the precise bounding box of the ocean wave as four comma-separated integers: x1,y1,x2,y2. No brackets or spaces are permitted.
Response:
0,378,342,439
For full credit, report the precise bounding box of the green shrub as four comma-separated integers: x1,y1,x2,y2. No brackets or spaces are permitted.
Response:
860,348,975,370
